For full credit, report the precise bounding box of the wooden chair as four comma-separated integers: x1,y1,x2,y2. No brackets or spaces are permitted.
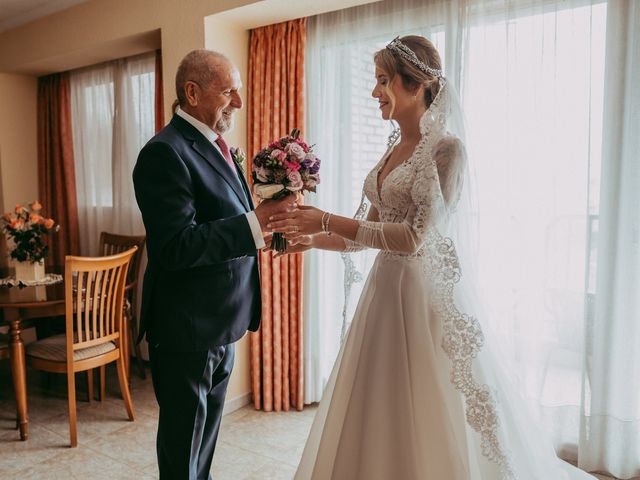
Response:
98,232,146,380
25,248,137,447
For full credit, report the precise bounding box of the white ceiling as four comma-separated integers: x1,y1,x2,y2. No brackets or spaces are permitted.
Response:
0,0,91,33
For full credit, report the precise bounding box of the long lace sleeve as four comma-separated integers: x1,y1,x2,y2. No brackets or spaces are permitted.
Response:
343,203,379,253
351,135,464,254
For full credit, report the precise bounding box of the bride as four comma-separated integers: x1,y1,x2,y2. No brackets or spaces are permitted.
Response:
266,35,595,480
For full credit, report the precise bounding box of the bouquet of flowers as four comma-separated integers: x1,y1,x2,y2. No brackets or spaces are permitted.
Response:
252,129,320,251
1,201,59,263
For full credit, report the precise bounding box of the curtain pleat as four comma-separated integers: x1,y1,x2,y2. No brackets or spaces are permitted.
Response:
248,18,306,412
37,72,81,267
155,49,165,133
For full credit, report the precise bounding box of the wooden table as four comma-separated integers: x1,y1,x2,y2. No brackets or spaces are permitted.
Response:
0,277,65,440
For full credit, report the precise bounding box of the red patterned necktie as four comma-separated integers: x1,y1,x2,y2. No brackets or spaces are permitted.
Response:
214,136,236,170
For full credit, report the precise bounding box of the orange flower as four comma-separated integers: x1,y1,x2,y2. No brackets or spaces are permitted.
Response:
2,212,13,222
31,201,42,212
14,205,24,214
44,218,55,229
29,214,43,224
9,220,18,229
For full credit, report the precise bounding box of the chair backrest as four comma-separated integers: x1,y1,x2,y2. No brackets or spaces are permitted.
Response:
64,247,137,357
99,232,146,286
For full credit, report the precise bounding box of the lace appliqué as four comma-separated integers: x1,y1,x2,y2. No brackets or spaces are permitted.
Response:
340,191,371,342
425,231,515,480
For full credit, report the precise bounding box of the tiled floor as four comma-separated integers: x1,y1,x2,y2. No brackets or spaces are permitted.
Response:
0,362,620,480
0,362,315,479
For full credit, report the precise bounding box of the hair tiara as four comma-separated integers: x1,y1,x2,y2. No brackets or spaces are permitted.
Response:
385,36,443,78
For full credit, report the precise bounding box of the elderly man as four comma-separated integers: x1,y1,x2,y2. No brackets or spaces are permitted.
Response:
133,49,290,479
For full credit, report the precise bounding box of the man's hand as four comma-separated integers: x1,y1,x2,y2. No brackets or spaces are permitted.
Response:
254,196,297,231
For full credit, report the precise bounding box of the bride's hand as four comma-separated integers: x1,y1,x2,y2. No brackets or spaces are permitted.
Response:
267,205,324,236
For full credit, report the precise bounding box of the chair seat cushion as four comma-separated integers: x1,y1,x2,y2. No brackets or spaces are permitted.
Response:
26,335,116,362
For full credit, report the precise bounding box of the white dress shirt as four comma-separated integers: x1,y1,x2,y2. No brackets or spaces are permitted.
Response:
176,107,265,249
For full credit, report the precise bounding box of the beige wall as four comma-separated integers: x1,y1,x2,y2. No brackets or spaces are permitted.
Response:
0,73,38,212
0,0,379,406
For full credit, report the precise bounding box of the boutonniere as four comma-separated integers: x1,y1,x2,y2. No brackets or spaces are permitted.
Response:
230,146,246,174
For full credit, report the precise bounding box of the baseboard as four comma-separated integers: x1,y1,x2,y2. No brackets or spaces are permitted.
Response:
223,391,252,416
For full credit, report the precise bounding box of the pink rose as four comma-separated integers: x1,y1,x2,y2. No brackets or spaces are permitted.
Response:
283,160,301,172
270,149,287,162
286,170,303,191
295,139,310,153
285,143,306,160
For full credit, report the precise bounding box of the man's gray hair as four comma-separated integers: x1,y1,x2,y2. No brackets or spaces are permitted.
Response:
175,49,229,107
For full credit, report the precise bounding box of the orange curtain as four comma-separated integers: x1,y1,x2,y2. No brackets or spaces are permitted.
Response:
247,18,307,412
37,72,81,266
155,49,165,133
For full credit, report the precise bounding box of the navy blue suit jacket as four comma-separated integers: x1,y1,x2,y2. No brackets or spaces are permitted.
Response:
133,114,261,351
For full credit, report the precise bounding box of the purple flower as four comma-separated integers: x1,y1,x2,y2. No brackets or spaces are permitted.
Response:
300,153,316,169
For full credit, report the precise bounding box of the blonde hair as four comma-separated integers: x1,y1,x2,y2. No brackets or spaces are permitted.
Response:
374,35,442,111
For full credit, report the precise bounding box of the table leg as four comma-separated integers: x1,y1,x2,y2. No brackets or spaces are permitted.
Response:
7,310,28,440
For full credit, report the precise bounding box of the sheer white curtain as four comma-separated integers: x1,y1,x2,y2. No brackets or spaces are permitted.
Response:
306,0,639,477
581,1,640,478
70,52,154,255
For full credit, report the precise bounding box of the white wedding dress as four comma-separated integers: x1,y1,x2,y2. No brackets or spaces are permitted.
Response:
295,83,596,480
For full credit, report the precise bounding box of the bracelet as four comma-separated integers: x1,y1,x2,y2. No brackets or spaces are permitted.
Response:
321,211,332,236
321,212,333,236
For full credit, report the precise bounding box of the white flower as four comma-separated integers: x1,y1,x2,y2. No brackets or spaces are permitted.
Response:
306,174,320,188
255,167,269,182
254,183,285,199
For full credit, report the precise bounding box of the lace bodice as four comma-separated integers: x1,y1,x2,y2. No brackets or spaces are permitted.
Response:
345,104,464,257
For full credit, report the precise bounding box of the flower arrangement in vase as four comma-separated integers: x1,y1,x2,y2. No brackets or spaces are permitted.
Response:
1,201,59,282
